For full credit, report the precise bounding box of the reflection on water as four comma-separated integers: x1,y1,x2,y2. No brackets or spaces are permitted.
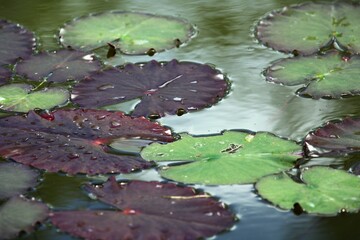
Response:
2,0,360,239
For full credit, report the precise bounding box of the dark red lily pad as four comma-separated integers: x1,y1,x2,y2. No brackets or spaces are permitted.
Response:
304,117,360,156
0,109,174,175
0,196,49,239
72,60,229,118
51,176,236,240
15,49,102,83
0,19,35,85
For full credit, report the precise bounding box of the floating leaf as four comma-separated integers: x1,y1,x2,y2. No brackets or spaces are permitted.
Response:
72,60,229,118
15,49,102,83
304,117,360,156
0,19,35,85
264,52,360,99
0,109,174,175
0,196,49,239
255,2,360,55
141,130,301,185
51,177,236,240
59,11,196,55
256,166,360,215
0,84,69,112
0,162,39,199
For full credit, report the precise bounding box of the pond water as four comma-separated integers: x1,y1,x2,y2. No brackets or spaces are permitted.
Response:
1,0,360,239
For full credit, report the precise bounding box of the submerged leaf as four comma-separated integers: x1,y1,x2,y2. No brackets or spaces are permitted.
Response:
255,2,360,55
0,162,39,199
15,49,102,83
72,60,229,118
141,130,301,185
0,84,69,112
59,11,196,55
0,196,49,239
0,19,35,85
51,177,236,240
265,52,360,99
304,117,360,156
0,109,174,175
256,167,360,215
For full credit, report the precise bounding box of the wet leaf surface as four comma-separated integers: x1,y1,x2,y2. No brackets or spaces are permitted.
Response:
265,52,360,99
256,166,360,215
0,109,174,175
51,176,236,240
0,19,35,85
0,196,49,239
0,162,39,199
15,49,102,83
255,2,360,55
141,130,301,184
59,11,196,55
304,117,360,156
72,60,229,118
0,84,69,112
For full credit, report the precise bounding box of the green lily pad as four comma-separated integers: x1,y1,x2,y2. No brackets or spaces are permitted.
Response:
265,52,360,99
0,196,49,239
0,84,69,112
256,166,360,215
59,11,196,55
0,162,39,200
141,130,301,185
255,2,360,55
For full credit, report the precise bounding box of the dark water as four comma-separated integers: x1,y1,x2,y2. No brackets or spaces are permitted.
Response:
1,0,360,239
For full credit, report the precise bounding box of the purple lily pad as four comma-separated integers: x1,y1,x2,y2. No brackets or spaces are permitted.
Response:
304,117,360,156
0,196,49,239
51,176,236,240
0,19,35,85
0,162,39,199
15,49,102,83
72,60,229,118
0,109,174,175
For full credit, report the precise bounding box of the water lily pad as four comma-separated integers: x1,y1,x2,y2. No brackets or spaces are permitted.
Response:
51,176,235,240
15,49,102,82
0,19,35,85
0,196,49,239
0,84,69,112
141,130,301,185
304,117,360,156
265,52,360,99
0,162,39,199
256,166,360,215
255,2,360,55
59,11,196,55
0,109,174,175
72,60,229,118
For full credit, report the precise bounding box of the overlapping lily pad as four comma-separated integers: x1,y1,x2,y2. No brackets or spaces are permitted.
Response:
304,117,360,156
51,176,236,240
256,166,360,215
255,2,360,55
0,162,39,199
15,49,102,82
0,19,35,85
141,130,301,185
264,52,360,99
72,60,229,118
59,11,196,55
0,109,174,175
0,84,69,112
0,196,49,239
